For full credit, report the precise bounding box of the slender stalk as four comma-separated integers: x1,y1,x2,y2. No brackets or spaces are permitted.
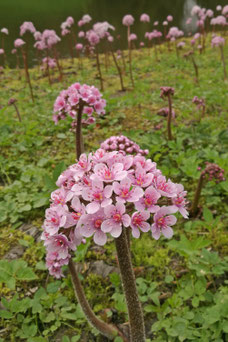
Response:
127,26,134,88
191,55,199,83
13,103,22,122
46,51,52,85
76,100,85,159
190,174,204,216
53,46,63,81
115,229,146,342
68,34,74,64
121,50,127,73
21,48,34,103
220,46,227,80
95,47,104,91
167,93,173,141
68,259,128,341
111,50,125,91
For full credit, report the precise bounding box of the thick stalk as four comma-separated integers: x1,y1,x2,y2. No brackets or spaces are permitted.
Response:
111,50,125,91
13,103,22,122
22,49,34,103
68,259,128,341
220,46,227,80
115,229,146,342
190,174,204,216
76,100,85,159
167,94,173,141
95,47,104,91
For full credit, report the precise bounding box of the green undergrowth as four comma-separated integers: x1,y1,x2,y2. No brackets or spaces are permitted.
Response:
0,38,228,341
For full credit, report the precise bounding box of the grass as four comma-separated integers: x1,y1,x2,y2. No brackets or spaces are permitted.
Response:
0,38,228,342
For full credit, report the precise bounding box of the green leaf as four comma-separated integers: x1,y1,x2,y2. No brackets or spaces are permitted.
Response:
47,281,61,293
0,310,13,319
203,208,213,223
16,267,37,281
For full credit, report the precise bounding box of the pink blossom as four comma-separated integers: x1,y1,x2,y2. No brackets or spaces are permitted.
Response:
167,15,173,22
0,49,4,55
1,28,8,35
135,186,161,212
129,33,137,41
14,38,25,48
216,5,222,11
130,211,150,238
101,203,131,237
140,14,150,23
82,179,112,214
46,234,70,259
211,35,225,47
113,177,143,203
163,21,168,26
169,184,189,218
222,5,228,15
44,206,67,235
151,206,177,239
153,175,176,197
91,162,127,182
154,21,159,26
78,31,85,38
20,21,36,36
78,209,107,245
122,14,134,26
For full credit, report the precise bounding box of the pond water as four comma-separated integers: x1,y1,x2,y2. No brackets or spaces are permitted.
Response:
0,0,227,66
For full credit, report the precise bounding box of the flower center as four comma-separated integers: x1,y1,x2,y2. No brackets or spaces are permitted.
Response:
121,188,129,198
94,219,102,229
133,215,142,227
157,217,165,227
104,170,112,179
113,213,121,222
144,197,152,206
72,212,81,220
94,192,103,201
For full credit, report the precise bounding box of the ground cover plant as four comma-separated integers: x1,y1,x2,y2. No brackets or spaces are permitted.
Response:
0,5,228,342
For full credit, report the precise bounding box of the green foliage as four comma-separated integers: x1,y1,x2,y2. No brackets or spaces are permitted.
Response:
0,38,228,341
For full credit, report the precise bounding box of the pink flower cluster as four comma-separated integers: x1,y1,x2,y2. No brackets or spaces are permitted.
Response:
210,16,227,26
14,38,25,48
157,107,175,118
140,14,150,23
122,15,135,26
34,30,61,50
160,86,175,98
61,16,74,33
42,148,188,277
211,35,225,47
100,135,149,156
78,14,92,27
192,96,205,110
20,21,36,36
53,82,106,125
167,27,184,40
41,57,57,70
200,162,225,183
145,30,162,41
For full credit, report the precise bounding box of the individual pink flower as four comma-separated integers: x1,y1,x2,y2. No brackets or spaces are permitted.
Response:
113,177,144,203
101,203,131,237
135,186,161,213
82,180,113,214
122,14,134,26
129,164,153,187
46,234,71,259
76,43,83,50
44,206,67,235
78,209,107,245
91,162,127,182
169,184,189,218
153,175,176,197
130,211,150,238
151,206,177,240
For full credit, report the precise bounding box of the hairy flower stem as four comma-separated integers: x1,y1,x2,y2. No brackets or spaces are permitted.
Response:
220,46,227,80
21,49,34,103
111,50,125,91
190,173,204,217
115,229,146,342
68,259,128,341
53,47,63,81
191,55,199,83
128,26,134,88
167,94,173,141
46,51,52,85
96,47,104,91
76,100,85,159
13,103,22,122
